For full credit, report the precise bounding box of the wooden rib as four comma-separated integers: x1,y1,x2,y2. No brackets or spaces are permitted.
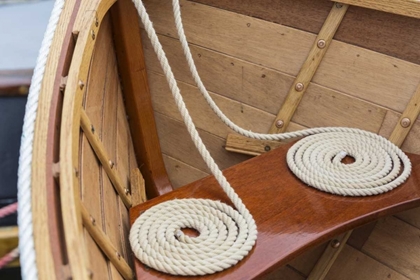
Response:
388,82,420,147
337,0,420,19
110,0,173,199
307,231,352,280
269,3,348,133
80,204,134,280
131,168,147,206
80,109,132,208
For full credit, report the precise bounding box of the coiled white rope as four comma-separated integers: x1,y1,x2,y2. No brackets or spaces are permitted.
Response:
17,0,64,279
130,0,412,276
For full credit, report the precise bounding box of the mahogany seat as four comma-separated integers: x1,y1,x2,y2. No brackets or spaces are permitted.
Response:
130,141,420,279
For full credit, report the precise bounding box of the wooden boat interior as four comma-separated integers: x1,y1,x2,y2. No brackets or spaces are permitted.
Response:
26,0,420,279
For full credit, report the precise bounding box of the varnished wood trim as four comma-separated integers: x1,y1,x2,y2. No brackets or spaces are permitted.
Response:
110,0,173,199
80,204,134,280
337,0,420,19
80,109,132,207
0,69,32,96
269,3,348,133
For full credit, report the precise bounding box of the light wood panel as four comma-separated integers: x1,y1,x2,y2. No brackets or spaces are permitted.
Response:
337,0,420,19
142,0,420,113
144,33,387,133
363,217,420,279
325,245,409,280
191,0,420,65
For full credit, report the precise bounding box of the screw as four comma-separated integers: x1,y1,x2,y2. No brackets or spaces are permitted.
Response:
317,39,326,49
91,30,95,40
90,216,96,225
88,269,94,279
74,168,79,177
295,82,304,92
95,17,99,27
275,120,284,128
401,117,411,128
91,124,95,134
331,239,341,248
116,251,121,260
124,188,130,195
78,80,85,90
336,3,343,8
109,160,115,169
264,145,271,152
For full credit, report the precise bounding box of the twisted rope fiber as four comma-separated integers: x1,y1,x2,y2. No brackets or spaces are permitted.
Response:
131,0,412,276
0,248,19,270
0,202,18,218
17,0,65,279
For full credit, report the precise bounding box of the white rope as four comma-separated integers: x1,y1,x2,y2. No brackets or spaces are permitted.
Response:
131,0,412,276
17,0,64,279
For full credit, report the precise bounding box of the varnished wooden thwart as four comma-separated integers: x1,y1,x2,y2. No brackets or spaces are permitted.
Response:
270,3,348,133
130,142,420,279
80,109,132,207
336,0,420,19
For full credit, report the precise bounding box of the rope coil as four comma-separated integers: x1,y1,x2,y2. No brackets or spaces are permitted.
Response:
130,199,257,276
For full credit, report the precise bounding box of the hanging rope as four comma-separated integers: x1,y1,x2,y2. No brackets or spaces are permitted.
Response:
0,248,19,270
0,202,18,219
130,0,411,276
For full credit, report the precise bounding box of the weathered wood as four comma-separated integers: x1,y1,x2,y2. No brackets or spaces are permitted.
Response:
307,231,352,279
81,204,134,280
362,217,420,279
191,0,420,65
111,0,173,199
80,109,132,207
270,3,348,133
143,0,420,114
389,83,420,147
225,134,286,156
131,168,147,205
325,245,409,280
131,142,420,279
337,0,420,19
288,243,328,276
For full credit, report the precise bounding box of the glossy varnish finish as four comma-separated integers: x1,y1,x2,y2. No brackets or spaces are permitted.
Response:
131,142,420,279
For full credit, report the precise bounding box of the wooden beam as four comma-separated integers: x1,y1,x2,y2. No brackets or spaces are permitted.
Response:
269,3,348,133
225,134,287,156
80,109,132,208
131,168,147,206
337,0,420,19
389,82,420,147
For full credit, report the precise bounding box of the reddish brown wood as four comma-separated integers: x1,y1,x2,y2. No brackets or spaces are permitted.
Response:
191,0,420,65
110,0,173,199
0,69,32,96
130,142,420,279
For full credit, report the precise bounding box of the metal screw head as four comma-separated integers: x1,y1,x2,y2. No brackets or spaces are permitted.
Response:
401,117,411,128
275,120,284,128
264,145,271,152
331,239,341,248
109,160,115,169
91,30,96,40
116,251,121,260
90,216,96,225
295,82,304,92
336,3,343,8
88,269,94,279
74,168,79,177
95,17,99,27
78,80,85,90
317,39,326,49
91,124,95,134
124,188,130,195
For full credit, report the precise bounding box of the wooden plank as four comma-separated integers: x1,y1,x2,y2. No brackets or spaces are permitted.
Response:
307,231,352,280
325,245,409,280
110,0,173,199
155,112,251,173
80,109,132,207
337,0,420,19
191,0,420,65
131,168,147,206
396,208,420,229
0,69,32,96
144,34,387,134
142,0,420,113
0,227,19,268
389,83,420,147
270,3,348,133
288,243,329,276
81,204,134,280
362,217,420,279
162,154,209,189
263,266,305,280
225,134,287,156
